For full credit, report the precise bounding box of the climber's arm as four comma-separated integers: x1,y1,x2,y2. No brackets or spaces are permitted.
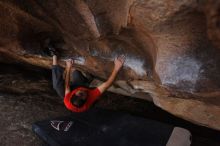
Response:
64,59,74,95
98,55,125,93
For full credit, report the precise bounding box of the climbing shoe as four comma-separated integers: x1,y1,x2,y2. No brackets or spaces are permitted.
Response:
48,46,58,56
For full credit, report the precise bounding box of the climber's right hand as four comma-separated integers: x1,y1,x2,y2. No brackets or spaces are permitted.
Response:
66,59,74,69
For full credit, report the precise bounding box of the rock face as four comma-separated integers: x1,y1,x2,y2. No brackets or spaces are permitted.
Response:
0,0,220,130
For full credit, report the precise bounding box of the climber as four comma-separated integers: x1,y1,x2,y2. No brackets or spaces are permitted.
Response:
49,47,125,112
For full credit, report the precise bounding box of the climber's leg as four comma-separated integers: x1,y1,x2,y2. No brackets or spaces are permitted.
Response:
52,55,65,98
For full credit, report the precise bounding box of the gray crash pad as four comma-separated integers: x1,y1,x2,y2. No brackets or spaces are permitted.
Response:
32,108,183,146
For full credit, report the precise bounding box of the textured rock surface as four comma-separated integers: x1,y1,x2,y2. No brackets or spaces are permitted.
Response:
0,0,220,130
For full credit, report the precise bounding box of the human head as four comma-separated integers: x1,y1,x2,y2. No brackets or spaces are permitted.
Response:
70,89,88,108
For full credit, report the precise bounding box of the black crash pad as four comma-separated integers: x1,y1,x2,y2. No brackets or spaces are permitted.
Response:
32,108,174,146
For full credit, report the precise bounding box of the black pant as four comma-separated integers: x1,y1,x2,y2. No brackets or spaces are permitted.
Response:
52,65,90,98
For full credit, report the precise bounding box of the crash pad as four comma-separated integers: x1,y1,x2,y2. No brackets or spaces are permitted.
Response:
32,108,174,146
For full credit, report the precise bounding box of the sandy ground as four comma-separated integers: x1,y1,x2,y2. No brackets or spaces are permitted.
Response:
0,63,219,146
0,91,219,146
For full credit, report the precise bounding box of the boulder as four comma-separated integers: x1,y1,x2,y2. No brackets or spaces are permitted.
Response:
0,0,219,130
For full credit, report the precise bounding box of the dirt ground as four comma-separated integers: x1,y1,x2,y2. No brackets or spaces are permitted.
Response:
0,63,219,146
0,91,219,146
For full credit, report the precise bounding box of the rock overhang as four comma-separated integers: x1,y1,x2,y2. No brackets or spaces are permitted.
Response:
0,0,220,130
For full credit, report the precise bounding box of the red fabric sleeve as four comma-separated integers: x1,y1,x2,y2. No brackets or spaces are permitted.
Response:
82,88,101,109
88,88,101,101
